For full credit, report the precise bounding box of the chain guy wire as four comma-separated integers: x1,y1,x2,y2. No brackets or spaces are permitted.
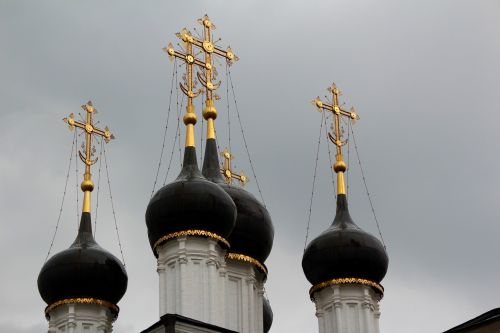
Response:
102,144,126,265
44,131,77,263
93,138,104,237
349,124,386,249
323,112,336,199
303,112,325,252
150,58,177,198
227,67,266,206
347,119,351,196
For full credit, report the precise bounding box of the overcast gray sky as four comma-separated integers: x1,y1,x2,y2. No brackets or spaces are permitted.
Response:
2,1,500,332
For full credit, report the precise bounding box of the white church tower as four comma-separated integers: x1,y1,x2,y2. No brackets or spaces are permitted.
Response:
302,84,388,333
38,102,128,333
144,15,274,333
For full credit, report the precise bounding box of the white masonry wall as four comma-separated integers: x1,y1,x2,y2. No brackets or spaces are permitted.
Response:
156,236,227,327
47,303,114,333
313,284,381,333
224,260,265,333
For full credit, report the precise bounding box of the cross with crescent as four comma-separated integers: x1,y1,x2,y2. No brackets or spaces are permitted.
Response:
63,101,114,212
220,148,248,186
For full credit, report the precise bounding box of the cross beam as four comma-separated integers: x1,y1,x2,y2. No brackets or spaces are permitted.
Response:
221,148,248,186
63,101,114,212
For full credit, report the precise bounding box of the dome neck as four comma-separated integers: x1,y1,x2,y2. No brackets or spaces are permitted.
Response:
202,138,225,183
177,146,203,180
332,194,357,228
71,212,97,248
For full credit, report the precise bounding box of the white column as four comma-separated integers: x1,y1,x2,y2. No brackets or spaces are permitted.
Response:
45,303,115,333
224,260,266,333
156,236,226,326
313,284,381,333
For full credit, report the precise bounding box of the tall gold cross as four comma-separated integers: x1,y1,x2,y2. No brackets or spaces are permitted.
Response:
63,101,114,212
163,28,204,147
191,15,238,140
220,148,248,185
313,83,359,195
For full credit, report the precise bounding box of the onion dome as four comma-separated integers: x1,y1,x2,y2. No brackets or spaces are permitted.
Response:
202,138,274,274
263,297,273,333
302,194,388,296
38,212,128,317
146,146,237,256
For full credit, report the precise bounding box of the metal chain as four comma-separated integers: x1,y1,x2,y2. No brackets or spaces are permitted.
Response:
349,125,386,249
44,131,76,263
347,120,350,195
323,113,336,199
93,138,104,236
177,76,184,168
102,145,126,265
227,68,266,206
303,112,325,251
150,59,177,198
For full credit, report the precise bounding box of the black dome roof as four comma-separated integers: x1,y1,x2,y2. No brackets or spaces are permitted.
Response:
202,139,274,264
38,212,128,307
302,194,388,287
263,297,273,333
146,146,236,255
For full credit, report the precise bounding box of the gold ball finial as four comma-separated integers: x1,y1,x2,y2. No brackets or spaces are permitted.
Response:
203,99,217,120
81,179,94,192
183,112,197,125
333,160,347,173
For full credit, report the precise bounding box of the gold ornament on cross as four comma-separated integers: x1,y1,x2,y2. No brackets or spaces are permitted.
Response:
220,148,248,186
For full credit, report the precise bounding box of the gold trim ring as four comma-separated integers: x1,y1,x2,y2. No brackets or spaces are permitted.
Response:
45,297,119,320
309,277,384,299
226,252,268,275
153,229,230,254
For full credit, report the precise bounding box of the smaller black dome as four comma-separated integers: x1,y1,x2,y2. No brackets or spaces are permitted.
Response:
302,194,388,288
263,297,273,333
146,146,236,255
202,139,274,265
38,212,127,308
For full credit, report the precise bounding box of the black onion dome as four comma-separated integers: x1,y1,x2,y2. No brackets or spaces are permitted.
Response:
263,297,273,333
146,146,237,255
302,194,388,287
202,138,274,264
38,212,128,307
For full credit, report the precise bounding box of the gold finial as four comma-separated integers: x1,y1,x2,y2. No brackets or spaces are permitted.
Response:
313,83,360,195
220,148,248,186
163,29,204,147
63,101,115,213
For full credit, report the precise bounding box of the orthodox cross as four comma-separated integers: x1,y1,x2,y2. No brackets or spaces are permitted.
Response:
164,29,204,147
63,101,114,212
190,15,238,103
220,148,248,185
313,83,359,195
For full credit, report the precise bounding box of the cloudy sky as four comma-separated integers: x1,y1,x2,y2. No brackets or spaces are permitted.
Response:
2,1,500,332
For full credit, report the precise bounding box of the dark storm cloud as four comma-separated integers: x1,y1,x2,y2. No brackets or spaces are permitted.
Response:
1,1,500,332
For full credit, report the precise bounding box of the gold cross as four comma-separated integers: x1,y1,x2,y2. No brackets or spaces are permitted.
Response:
220,148,248,186
191,15,239,140
63,101,114,212
313,83,360,195
163,28,205,147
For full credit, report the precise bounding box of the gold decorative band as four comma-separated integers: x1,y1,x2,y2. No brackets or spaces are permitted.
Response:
153,229,230,253
309,277,384,298
45,297,119,320
226,252,268,275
